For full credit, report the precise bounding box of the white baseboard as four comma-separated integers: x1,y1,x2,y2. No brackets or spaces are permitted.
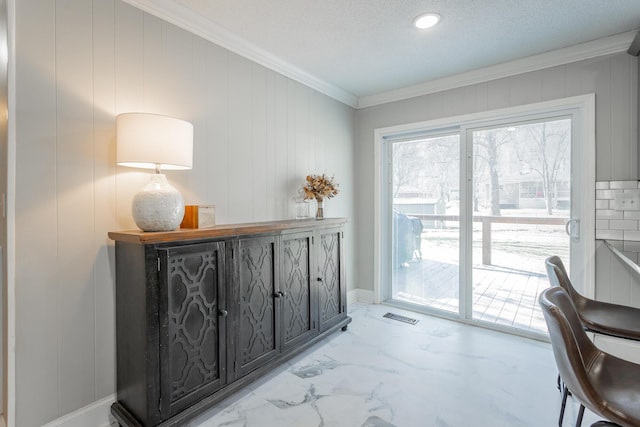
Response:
347,288,375,305
42,394,116,427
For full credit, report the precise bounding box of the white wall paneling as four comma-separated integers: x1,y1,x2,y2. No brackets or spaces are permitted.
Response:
55,0,96,416
0,0,8,418
92,0,117,403
15,0,59,425
611,54,636,180
227,54,253,223
13,1,355,425
202,42,230,223
251,64,268,221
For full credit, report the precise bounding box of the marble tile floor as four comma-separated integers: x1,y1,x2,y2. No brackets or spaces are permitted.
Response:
192,303,601,427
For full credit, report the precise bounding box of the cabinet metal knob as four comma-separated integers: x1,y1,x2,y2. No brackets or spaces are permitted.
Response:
218,309,228,317
274,291,287,298
317,277,323,282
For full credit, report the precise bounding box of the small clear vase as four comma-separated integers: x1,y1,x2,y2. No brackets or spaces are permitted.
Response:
316,199,324,220
295,199,310,219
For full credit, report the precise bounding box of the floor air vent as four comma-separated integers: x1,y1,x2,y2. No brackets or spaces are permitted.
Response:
383,312,419,325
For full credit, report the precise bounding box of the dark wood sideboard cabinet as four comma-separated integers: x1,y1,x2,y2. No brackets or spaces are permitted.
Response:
108,218,351,427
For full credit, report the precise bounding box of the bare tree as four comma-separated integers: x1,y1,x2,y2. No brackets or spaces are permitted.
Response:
428,137,459,201
392,141,424,197
473,129,511,216
392,136,459,199
516,120,570,214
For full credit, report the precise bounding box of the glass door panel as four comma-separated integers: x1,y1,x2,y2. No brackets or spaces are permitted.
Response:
470,119,571,334
391,134,460,314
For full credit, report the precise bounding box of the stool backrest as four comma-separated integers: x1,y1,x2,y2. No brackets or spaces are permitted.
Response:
539,287,601,410
545,256,586,307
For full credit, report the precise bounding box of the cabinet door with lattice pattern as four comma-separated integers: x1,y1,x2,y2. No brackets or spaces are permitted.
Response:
158,241,227,417
236,236,279,377
316,228,347,332
280,231,317,350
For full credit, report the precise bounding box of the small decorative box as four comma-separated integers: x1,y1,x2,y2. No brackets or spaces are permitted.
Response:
181,205,216,229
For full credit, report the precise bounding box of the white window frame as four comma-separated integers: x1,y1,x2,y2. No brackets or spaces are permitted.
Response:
373,95,595,310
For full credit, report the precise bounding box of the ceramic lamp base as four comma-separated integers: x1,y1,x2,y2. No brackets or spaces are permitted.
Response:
132,174,185,231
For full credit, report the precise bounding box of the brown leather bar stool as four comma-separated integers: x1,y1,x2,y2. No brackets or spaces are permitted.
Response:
545,256,640,425
539,286,640,427
545,256,640,341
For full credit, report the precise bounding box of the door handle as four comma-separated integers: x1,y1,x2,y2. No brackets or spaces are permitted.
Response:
565,218,580,242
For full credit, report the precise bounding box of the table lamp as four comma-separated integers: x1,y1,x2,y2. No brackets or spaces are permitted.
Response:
116,112,193,232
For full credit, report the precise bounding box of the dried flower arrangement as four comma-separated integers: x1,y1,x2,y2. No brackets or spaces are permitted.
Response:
302,174,339,202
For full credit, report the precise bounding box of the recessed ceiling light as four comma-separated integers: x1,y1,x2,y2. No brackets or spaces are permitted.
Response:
413,13,440,30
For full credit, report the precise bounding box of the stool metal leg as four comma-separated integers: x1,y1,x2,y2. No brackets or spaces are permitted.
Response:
559,385,569,426
576,404,585,427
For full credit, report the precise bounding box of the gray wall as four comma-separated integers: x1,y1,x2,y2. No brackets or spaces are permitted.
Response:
0,0,6,417
14,0,355,425
355,53,639,296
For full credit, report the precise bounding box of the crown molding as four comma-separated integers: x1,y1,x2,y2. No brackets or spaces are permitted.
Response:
121,0,359,108
121,1,636,111
357,30,639,109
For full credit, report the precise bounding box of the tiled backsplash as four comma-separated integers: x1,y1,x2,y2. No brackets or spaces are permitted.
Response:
596,180,640,245
595,181,640,290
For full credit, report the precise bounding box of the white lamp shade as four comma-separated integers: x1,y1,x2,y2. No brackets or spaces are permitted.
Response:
116,112,193,170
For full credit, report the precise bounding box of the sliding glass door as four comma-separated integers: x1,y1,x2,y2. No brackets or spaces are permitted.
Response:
391,133,460,314
383,97,594,338
468,119,571,334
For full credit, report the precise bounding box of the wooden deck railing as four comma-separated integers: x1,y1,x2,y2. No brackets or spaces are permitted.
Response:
408,214,568,265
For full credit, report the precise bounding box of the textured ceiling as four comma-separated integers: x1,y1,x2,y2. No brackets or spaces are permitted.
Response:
143,0,640,101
